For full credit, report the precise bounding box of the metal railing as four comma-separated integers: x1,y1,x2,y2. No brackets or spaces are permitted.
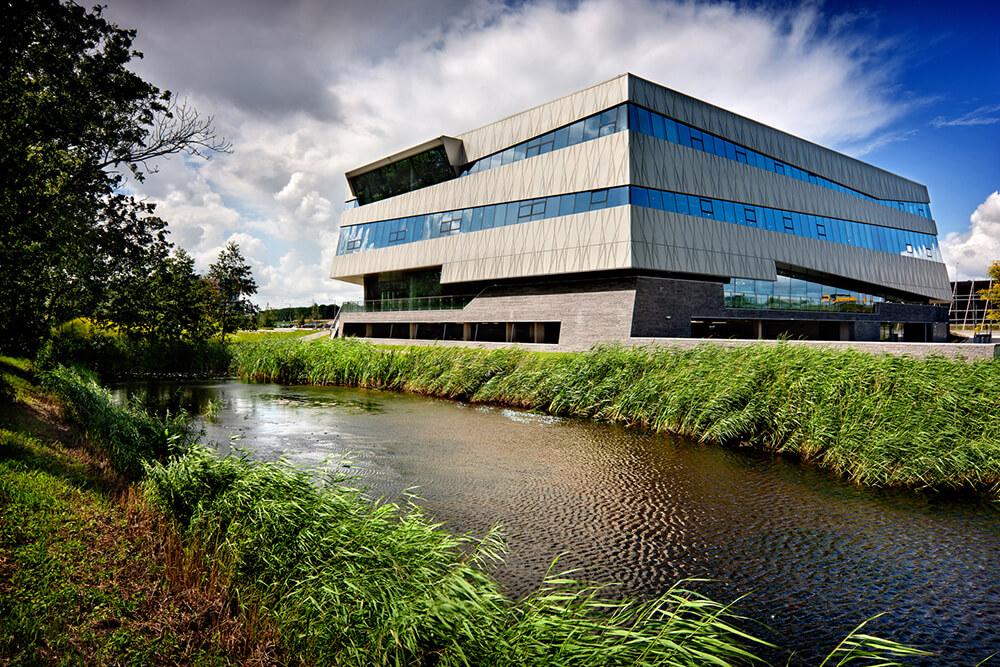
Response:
340,294,476,313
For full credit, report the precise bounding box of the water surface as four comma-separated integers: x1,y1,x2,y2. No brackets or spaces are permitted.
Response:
119,379,1000,665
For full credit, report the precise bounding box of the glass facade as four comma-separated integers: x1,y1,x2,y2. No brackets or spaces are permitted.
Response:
628,186,941,261
349,145,456,206
337,187,629,254
337,185,941,262
725,273,884,312
346,103,931,221
459,105,628,177
625,105,932,219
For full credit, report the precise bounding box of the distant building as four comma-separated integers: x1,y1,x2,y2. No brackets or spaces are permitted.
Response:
950,280,995,331
329,74,951,348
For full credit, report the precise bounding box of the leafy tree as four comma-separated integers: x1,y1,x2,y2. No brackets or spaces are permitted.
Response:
0,0,229,355
310,302,320,324
207,242,258,337
258,303,276,329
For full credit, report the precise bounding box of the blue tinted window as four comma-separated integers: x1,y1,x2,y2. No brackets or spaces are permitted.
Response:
470,208,484,232
505,203,518,226
567,121,584,145
559,194,575,217
652,113,666,139
677,124,690,147
574,192,590,212
607,187,628,208
514,143,527,161
553,127,569,150
665,118,679,143
722,201,735,223
637,107,652,136
632,187,649,208
675,194,690,216
648,189,663,210
584,115,600,140
700,198,714,217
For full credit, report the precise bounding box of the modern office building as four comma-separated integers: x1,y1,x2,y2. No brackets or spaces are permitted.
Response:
329,73,951,348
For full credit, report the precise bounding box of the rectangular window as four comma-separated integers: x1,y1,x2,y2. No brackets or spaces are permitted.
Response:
388,229,406,243
782,215,793,231
514,142,527,161
651,113,666,140
553,127,569,150
744,207,757,224
567,121,584,146
631,186,649,208
500,147,515,166
647,189,662,209
524,139,539,158
735,148,748,163
590,189,608,209
817,222,827,237
505,203,519,226
346,238,362,251
518,202,533,220
559,194,576,217
531,201,545,218
637,107,652,135
539,133,555,154
774,161,785,175
699,198,714,217
599,108,618,136
584,115,600,140
665,118,679,143
690,132,705,151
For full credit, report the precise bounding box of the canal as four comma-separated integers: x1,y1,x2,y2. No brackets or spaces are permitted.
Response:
118,379,1000,664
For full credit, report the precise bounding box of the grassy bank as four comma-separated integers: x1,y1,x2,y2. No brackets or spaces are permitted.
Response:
231,338,1000,493
0,359,271,664
1,359,930,665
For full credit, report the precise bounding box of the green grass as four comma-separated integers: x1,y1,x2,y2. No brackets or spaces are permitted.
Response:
230,338,1000,494
143,446,773,666
1,356,933,666
231,329,318,342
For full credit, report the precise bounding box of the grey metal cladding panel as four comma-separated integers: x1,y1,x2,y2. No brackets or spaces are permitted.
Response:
457,75,629,163
630,208,951,301
340,132,629,227
629,134,939,236
627,75,929,203
330,206,632,284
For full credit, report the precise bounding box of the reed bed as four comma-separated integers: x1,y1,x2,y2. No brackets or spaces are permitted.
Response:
34,358,929,664
143,446,771,666
39,365,195,478
231,338,1000,493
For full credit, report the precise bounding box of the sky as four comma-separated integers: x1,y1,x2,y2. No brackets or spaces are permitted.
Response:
100,0,1000,308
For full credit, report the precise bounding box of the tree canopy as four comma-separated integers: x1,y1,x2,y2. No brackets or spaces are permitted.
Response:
208,242,258,337
0,0,230,354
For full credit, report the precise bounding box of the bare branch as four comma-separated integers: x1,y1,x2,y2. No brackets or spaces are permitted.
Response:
98,98,233,175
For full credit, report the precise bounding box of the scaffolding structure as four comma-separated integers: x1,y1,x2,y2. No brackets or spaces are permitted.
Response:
950,279,995,330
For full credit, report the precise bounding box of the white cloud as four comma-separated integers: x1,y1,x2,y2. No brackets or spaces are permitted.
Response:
941,192,1000,280
932,104,1000,128
108,0,913,306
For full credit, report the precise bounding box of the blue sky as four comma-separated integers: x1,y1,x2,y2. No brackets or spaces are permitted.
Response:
103,0,1000,306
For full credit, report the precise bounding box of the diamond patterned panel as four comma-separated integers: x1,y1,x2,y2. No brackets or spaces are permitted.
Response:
630,208,951,301
628,134,937,236
628,75,929,203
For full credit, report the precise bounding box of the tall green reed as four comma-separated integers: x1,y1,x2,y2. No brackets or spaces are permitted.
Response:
230,338,1000,493
40,365,195,478
143,447,773,666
